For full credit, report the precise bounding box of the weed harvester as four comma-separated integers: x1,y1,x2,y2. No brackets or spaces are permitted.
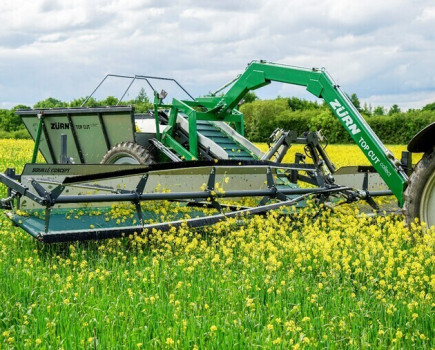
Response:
1,61,433,243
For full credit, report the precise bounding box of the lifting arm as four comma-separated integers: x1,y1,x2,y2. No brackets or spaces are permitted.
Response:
210,61,408,205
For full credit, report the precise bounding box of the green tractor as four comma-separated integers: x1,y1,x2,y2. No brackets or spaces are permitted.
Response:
1,60,433,242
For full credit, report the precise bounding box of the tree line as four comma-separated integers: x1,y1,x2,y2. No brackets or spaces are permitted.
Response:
240,93,435,144
0,89,153,139
1,90,435,144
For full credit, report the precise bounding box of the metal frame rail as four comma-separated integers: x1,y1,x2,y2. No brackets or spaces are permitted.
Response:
0,161,392,242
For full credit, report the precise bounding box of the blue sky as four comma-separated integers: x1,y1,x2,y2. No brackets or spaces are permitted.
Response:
1,0,435,110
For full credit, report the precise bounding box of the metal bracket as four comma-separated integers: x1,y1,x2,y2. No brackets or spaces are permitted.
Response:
401,151,413,176
134,174,149,226
0,195,14,210
5,168,16,197
50,185,66,203
289,153,305,183
44,207,52,233
312,194,329,219
259,167,287,206
30,180,66,233
314,170,325,187
31,180,50,202
262,129,297,162
361,172,380,211
206,167,222,212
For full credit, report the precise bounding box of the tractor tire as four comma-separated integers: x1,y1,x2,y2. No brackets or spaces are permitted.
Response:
101,142,155,165
404,149,435,228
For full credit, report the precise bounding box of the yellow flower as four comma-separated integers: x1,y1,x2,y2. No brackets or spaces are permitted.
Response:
396,330,403,339
272,337,282,344
210,325,217,332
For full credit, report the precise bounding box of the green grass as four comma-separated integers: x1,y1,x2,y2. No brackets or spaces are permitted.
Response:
0,140,434,349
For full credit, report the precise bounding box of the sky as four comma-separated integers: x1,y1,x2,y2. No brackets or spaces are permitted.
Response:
1,0,435,111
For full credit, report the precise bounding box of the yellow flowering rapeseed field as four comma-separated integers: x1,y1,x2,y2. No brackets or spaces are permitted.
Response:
0,139,434,349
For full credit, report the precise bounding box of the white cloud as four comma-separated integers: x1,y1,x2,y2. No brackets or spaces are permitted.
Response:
364,90,435,111
0,0,434,110
417,6,435,21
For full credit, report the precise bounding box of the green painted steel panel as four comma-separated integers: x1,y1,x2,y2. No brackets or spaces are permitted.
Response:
8,206,210,240
102,113,135,148
18,107,135,164
21,116,55,163
71,114,110,163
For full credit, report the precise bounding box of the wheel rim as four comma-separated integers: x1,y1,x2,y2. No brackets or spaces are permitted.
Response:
420,170,435,228
110,154,140,165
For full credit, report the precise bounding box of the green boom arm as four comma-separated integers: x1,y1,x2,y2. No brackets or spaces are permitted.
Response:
221,61,408,205
166,61,408,204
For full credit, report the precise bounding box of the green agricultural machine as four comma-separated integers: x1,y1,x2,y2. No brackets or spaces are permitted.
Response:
1,60,434,242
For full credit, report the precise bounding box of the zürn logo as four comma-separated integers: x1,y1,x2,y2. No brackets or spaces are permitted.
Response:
51,122,70,130
329,99,361,135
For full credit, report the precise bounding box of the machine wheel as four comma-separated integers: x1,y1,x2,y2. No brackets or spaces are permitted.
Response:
101,142,155,165
404,149,435,228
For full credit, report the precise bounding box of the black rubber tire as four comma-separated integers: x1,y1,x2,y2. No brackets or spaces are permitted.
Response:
101,141,155,165
403,149,435,227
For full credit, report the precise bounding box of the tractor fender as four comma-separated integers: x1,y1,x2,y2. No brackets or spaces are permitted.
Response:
407,122,435,153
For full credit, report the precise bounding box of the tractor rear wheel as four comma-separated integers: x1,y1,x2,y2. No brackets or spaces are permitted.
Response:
101,141,155,165
404,149,435,228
